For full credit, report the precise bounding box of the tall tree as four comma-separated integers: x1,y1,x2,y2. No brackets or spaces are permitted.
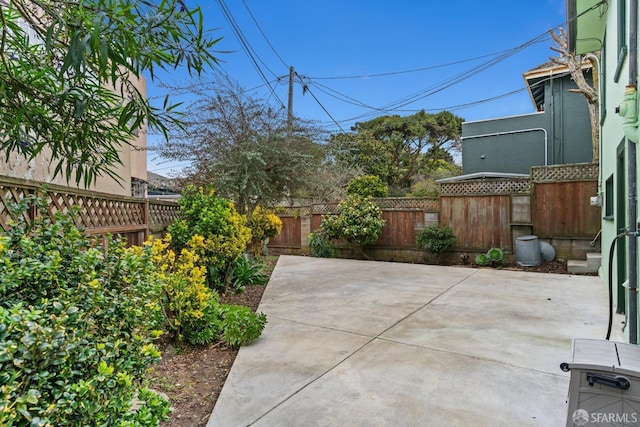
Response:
328,110,463,191
155,73,325,214
0,0,219,186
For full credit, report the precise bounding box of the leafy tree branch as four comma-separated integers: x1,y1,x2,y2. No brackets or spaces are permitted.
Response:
0,0,220,186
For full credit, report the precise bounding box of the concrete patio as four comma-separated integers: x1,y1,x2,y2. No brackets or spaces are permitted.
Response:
208,255,625,426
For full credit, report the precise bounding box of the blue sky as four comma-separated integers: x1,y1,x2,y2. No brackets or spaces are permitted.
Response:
146,0,568,175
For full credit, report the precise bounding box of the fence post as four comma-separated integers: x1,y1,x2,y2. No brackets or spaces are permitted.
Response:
28,188,38,224
144,199,150,242
300,214,311,253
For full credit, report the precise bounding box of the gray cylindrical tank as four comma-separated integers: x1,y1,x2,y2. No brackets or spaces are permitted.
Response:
516,235,541,266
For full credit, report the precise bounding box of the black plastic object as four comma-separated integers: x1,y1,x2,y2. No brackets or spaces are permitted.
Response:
586,372,631,390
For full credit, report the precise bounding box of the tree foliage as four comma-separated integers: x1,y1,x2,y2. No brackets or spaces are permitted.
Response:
346,175,389,198
0,0,219,186
328,110,463,192
154,73,325,214
406,159,461,197
299,162,362,203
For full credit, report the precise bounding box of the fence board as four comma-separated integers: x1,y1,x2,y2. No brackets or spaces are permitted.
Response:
311,214,323,231
269,216,302,247
440,195,512,250
533,181,600,238
376,210,424,247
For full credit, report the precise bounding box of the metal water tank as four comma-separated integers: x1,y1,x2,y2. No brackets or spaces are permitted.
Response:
515,235,541,266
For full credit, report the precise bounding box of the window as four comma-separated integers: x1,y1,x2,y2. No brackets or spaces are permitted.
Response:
614,0,627,82
605,174,614,220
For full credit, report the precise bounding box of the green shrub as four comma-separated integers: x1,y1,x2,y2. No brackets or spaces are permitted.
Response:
416,225,456,255
320,195,385,254
475,248,504,267
346,175,389,198
0,197,169,426
475,253,489,266
219,305,268,349
182,294,224,346
308,231,336,258
168,186,251,289
230,253,269,293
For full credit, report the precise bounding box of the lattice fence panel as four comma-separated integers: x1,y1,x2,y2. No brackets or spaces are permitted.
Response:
531,163,598,183
439,178,531,196
149,202,180,227
43,191,146,229
0,177,177,236
310,197,439,215
0,184,32,231
274,206,311,217
374,197,439,210
311,203,340,215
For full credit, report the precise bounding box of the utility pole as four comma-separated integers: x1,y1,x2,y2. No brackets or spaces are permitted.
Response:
287,66,294,138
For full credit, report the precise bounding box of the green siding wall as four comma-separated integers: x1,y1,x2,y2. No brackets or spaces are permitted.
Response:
462,74,593,174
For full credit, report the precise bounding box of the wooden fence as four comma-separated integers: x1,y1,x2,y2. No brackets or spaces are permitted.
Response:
269,199,441,262
531,163,600,238
0,176,179,246
1,163,600,260
268,163,601,262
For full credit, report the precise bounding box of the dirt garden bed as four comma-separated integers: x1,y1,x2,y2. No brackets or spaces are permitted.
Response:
147,258,274,427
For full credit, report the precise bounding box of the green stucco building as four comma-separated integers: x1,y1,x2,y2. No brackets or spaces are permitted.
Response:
462,61,594,174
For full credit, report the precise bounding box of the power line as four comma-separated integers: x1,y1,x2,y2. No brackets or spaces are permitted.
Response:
306,43,548,81
215,0,287,109
241,0,289,69
308,80,380,110
218,0,278,77
329,28,554,125
296,72,344,132
315,71,563,132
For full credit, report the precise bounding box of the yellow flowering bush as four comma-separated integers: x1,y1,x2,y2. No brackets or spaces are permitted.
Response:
147,234,266,346
168,185,251,289
147,234,218,344
247,206,283,256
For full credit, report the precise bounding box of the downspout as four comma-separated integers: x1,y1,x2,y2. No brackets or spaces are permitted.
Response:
584,53,602,191
461,128,549,166
629,0,638,345
619,0,639,344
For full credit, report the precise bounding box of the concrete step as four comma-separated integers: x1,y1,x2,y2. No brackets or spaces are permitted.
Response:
567,252,601,274
586,252,602,270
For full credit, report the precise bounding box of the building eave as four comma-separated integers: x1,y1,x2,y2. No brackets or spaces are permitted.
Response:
436,172,530,183
566,0,608,54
